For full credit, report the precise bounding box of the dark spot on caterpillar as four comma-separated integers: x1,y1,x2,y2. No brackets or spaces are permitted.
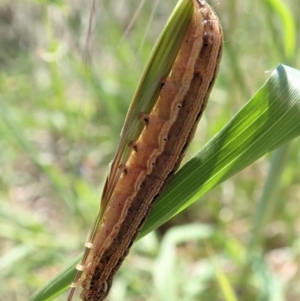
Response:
195,110,203,122
138,112,150,126
193,72,203,85
122,167,128,175
193,71,200,79
181,141,189,154
129,141,138,152
163,137,168,142
140,216,146,225
159,76,167,88
177,102,182,109
208,78,214,90
150,193,160,205
114,259,122,270
119,164,128,175
143,116,149,125
193,71,203,86
203,33,209,47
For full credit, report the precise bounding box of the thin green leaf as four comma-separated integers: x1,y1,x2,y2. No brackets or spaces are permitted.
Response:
153,224,214,301
264,0,297,61
205,242,238,301
142,64,300,235
28,256,79,301
28,64,300,301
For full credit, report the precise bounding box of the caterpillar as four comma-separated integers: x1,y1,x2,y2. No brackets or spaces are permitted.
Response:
68,0,223,300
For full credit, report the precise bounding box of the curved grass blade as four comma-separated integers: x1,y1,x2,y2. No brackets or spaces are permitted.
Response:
28,64,300,301
142,64,300,235
263,0,297,61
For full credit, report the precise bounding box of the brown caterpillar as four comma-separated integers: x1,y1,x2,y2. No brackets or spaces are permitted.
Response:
68,0,223,300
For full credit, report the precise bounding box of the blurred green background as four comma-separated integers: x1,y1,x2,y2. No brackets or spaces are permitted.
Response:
0,0,299,300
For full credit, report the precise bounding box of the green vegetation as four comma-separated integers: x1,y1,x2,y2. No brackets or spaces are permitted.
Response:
0,1,299,301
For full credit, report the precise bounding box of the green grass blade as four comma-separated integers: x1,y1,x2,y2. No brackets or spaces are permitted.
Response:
28,256,78,301
153,224,214,301
142,64,300,235
249,143,291,252
28,64,300,301
205,242,238,301
264,0,297,61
